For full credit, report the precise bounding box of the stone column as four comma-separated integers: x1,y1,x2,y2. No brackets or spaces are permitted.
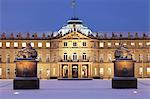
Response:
68,64,72,78
88,64,92,78
58,64,61,78
78,64,81,78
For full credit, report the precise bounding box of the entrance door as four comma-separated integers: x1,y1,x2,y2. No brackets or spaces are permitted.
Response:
82,65,88,78
62,65,68,78
72,64,78,78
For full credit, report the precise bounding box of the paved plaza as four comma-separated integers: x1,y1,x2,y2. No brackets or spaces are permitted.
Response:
0,79,150,99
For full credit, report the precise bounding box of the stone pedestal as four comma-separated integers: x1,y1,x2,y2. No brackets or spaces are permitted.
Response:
112,77,137,89
112,59,137,89
14,77,39,89
13,59,39,89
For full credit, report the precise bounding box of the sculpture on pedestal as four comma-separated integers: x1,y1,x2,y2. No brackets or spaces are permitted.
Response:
13,42,39,89
112,45,137,89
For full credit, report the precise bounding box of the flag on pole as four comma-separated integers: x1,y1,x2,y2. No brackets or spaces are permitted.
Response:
72,0,76,8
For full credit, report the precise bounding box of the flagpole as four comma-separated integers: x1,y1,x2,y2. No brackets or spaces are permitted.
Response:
72,0,76,18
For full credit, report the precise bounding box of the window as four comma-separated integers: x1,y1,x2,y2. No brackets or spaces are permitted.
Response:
100,68,104,75
38,42,42,47
64,53,67,61
82,53,87,60
14,42,18,47
147,67,150,75
146,42,150,46
99,54,104,62
82,42,86,46
46,54,50,62
46,42,50,47
64,42,67,46
22,42,26,47
139,42,143,46
139,67,143,75
99,42,104,47
73,53,77,61
0,42,2,47
115,42,119,46
131,42,135,46
6,42,10,47
123,43,127,46
0,68,2,76
73,42,77,46
94,68,97,75
30,42,34,47
107,42,111,47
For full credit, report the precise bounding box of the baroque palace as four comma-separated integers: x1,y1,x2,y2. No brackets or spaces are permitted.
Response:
0,18,150,79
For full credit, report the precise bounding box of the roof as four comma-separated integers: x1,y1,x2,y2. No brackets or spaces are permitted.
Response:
57,18,92,36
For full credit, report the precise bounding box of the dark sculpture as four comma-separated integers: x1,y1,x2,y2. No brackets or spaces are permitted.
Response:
16,42,37,59
114,45,133,59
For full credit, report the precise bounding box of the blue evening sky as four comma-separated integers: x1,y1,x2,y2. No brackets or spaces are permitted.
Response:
0,0,149,36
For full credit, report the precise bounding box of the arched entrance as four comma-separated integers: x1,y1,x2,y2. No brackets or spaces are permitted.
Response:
82,65,88,78
72,64,78,78
62,65,68,78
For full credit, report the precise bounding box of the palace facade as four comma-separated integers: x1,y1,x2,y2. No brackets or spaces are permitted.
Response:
0,18,150,79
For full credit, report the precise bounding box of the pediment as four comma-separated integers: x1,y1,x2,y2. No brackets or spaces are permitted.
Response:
60,32,91,39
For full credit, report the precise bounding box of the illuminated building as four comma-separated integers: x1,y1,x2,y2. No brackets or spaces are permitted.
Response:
0,18,150,79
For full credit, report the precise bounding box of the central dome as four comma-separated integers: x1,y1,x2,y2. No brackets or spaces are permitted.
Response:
58,18,92,36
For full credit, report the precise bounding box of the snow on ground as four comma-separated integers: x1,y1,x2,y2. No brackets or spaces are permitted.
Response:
0,79,150,99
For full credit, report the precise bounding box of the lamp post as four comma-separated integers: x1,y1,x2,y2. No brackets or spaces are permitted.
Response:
142,57,144,78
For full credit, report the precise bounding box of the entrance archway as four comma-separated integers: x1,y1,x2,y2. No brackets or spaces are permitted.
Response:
72,64,78,78
82,65,88,78
62,65,68,78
